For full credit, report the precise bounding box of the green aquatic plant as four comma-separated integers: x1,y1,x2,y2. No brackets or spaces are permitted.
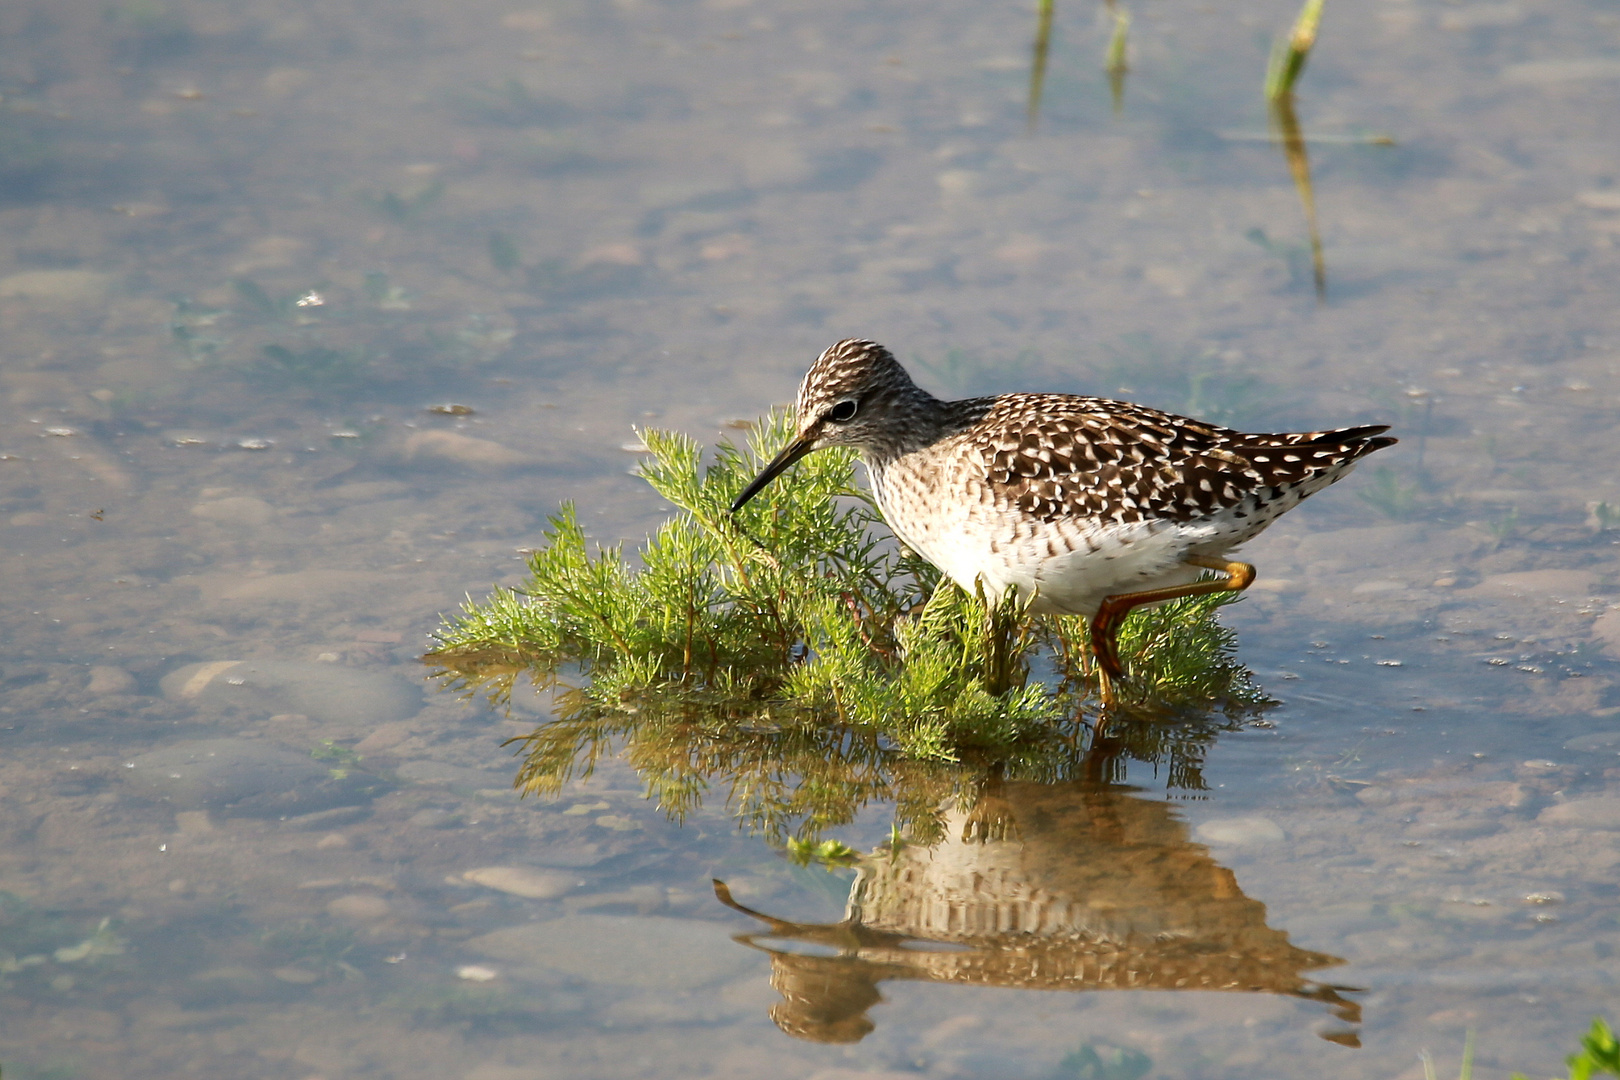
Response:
436,642,1243,844
1261,0,1332,298
1514,1018,1620,1080
1590,502,1617,535
1569,1018,1620,1080
785,837,860,868
1105,6,1131,116
1026,0,1129,124
1027,0,1056,129
1422,1019,1620,1080
1056,1041,1152,1080
432,411,1267,788
1265,0,1325,101
1423,1029,1475,1080
311,740,362,779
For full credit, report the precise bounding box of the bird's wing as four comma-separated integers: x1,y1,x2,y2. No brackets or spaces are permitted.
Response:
974,397,1394,525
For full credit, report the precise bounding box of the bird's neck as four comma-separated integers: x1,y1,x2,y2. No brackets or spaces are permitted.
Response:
859,386,974,466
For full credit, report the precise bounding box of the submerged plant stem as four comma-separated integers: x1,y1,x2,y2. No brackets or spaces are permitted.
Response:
1270,93,1326,300
1028,0,1056,130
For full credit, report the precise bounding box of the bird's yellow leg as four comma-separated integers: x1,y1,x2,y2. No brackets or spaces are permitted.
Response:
1088,556,1257,683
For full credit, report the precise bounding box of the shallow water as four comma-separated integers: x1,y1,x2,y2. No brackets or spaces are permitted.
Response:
0,0,1618,1076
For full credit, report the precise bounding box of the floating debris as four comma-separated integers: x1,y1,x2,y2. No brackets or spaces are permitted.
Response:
426,403,475,416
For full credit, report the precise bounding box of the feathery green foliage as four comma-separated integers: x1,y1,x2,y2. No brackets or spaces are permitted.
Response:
431,410,1269,827
1513,1018,1620,1080
1265,0,1326,101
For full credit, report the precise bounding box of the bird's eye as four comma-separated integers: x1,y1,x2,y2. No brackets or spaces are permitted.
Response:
827,399,859,423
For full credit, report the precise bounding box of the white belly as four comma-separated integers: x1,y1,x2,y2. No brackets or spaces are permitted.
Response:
937,519,1216,617
867,460,1225,617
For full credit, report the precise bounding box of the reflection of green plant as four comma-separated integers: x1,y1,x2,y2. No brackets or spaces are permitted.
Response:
1487,506,1521,544
312,740,362,779
107,0,193,61
424,313,515,364
523,258,643,302
909,347,1049,399
170,298,227,364
261,920,356,975
359,181,445,223
0,113,60,193
1245,227,1316,290
393,982,560,1034
436,648,1239,844
363,271,411,310
1357,466,1422,520
447,79,574,128
1096,333,1275,430
1105,8,1131,114
786,838,860,868
1056,1041,1152,1080
256,344,367,389
489,232,522,273
8,1061,77,1080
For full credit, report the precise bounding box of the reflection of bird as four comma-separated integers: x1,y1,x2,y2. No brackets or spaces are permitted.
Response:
731,339,1394,689
714,780,1361,1046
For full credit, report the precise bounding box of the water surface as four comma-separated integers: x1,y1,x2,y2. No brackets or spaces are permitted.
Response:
0,0,1618,1076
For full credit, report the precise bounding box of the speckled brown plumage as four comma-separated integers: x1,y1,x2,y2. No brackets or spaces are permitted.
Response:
733,338,1396,638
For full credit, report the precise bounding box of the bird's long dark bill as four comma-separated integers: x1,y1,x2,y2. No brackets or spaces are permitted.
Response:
730,436,815,512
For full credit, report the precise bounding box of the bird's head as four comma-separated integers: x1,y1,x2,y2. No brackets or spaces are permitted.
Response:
730,339,918,513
